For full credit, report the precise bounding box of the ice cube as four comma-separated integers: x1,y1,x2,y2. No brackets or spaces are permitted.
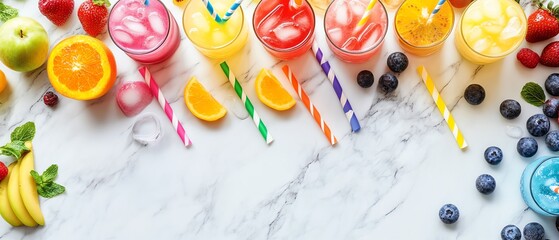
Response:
262,36,280,47
132,113,162,145
481,0,502,19
335,1,351,25
348,0,365,17
148,12,166,35
327,28,343,45
123,16,148,36
117,81,153,117
466,26,483,43
499,17,522,41
357,23,378,43
212,31,227,46
467,9,484,23
191,12,210,34
292,8,311,29
125,0,143,11
111,5,128,22
488,45,503,56
359,24,383,49
472,37,491,53
505,6,518,18
136,7,146,19
257,5,284,34
272,22,302,42
143,35,161,49
341,37,358,50
481,22,501,35
112,28,134,45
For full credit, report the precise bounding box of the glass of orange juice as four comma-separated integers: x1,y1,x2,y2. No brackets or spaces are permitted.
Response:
455,0,527,64
394,0,454,56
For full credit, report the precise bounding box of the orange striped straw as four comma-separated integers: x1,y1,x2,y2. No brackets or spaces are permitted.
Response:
282,65,337,145
290,0,303,8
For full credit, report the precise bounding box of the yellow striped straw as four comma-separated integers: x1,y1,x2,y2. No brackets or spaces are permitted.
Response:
417,66,468,150
356,0,378,28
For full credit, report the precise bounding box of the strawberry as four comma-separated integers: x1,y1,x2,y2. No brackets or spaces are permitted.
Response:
526,2,559,43
540,41,559,67
0,162,7,181
516,48,540,68
38,0,74,26
78,0,111,37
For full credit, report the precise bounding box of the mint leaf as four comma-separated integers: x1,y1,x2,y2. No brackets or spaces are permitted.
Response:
30,170,42,185
41,164,58,183
11,122,35,142
0,141,28,159
39,182,65,198
521,82,546,107
0,3,18,22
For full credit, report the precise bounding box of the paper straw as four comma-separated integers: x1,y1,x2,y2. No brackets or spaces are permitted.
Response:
200,0,243,23
356,0,378,28
222,0,243,21
138,67,192,147
220,62,274,144
550,186,559,194
417,66,467,149
427,0,446,23
200,0,224,23
282,65,337,145
311,41,361,132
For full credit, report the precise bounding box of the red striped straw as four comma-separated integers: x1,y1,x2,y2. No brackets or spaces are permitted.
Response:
282,65,337,145
138,67,192,147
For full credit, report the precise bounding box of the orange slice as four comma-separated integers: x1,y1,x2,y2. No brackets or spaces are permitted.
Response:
0,69,6,93
255,68,295,111
184,77,226,121
47,35,117,100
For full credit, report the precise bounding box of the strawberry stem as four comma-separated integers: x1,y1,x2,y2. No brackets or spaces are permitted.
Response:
92,0,111,8
533,0,559,18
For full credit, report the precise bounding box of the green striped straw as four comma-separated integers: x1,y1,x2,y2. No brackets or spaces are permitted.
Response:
220,62,274,144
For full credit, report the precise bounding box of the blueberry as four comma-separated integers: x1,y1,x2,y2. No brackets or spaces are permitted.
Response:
501,225,522,240
524,222,545,240
500,99,521,119
357,70,374,88
545,73,559,96
387,52,408,73
543,98,559,118
545,130,559,151
378,73,398,93
517,137,538,157
464,84,485,105
439,204,459,224
484,146,503,165
475,174,496,194
526,114,550,137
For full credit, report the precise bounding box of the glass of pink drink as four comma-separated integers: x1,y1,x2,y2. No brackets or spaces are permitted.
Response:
108,0,180,65
324,0,388,63
253,0,316,60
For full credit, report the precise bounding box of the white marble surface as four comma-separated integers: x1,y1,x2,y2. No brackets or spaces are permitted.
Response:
1,0,559,239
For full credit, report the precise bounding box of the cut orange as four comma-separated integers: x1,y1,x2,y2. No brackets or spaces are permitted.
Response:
47,35,117,100
255,68,295,111
184,77,226,121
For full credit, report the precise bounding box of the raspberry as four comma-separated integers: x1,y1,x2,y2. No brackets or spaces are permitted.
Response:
0,162,7,182
43,91,59,107
516,48,540,68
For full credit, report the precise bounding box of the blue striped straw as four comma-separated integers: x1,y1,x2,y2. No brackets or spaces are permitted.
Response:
200,0,244,23
201,0,224,22
427,0,446,23
222,0,243,21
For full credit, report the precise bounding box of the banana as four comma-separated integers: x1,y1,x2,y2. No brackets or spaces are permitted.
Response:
19,142,44,225
0,163,22,227
7,161,37,227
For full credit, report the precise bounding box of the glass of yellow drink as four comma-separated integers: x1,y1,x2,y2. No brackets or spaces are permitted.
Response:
455,0,527,64
394,0,454,56
183,0,249,59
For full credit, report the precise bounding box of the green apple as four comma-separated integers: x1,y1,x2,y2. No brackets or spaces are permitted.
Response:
0,17,49,72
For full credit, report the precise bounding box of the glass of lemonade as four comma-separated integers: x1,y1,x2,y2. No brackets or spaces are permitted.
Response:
253,0,316,60
394,0,454,56
455,0,527,64
520,156,559,217
183,0,249,59
108,0,180,65
324,0,388,63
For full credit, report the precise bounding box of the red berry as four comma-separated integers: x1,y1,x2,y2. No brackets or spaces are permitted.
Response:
516,48,540,69
540,41,559,67
38,0,74,26
0,162,7,182
526,8,559,43
78,0,110,37
43,91,59,107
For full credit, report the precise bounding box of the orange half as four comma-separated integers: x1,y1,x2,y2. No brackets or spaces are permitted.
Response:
184,77,227,121
47,35,117,100
255,68,295,111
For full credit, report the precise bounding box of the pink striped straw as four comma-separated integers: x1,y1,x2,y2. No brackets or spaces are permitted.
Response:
138,66,192,147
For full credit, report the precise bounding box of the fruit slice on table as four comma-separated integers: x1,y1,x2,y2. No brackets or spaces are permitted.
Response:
7,162,38,227
184,77,227,121
47,35,117,100
255,68,295,111
0,163,23,227
19,142,44,225
0,69,7,94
